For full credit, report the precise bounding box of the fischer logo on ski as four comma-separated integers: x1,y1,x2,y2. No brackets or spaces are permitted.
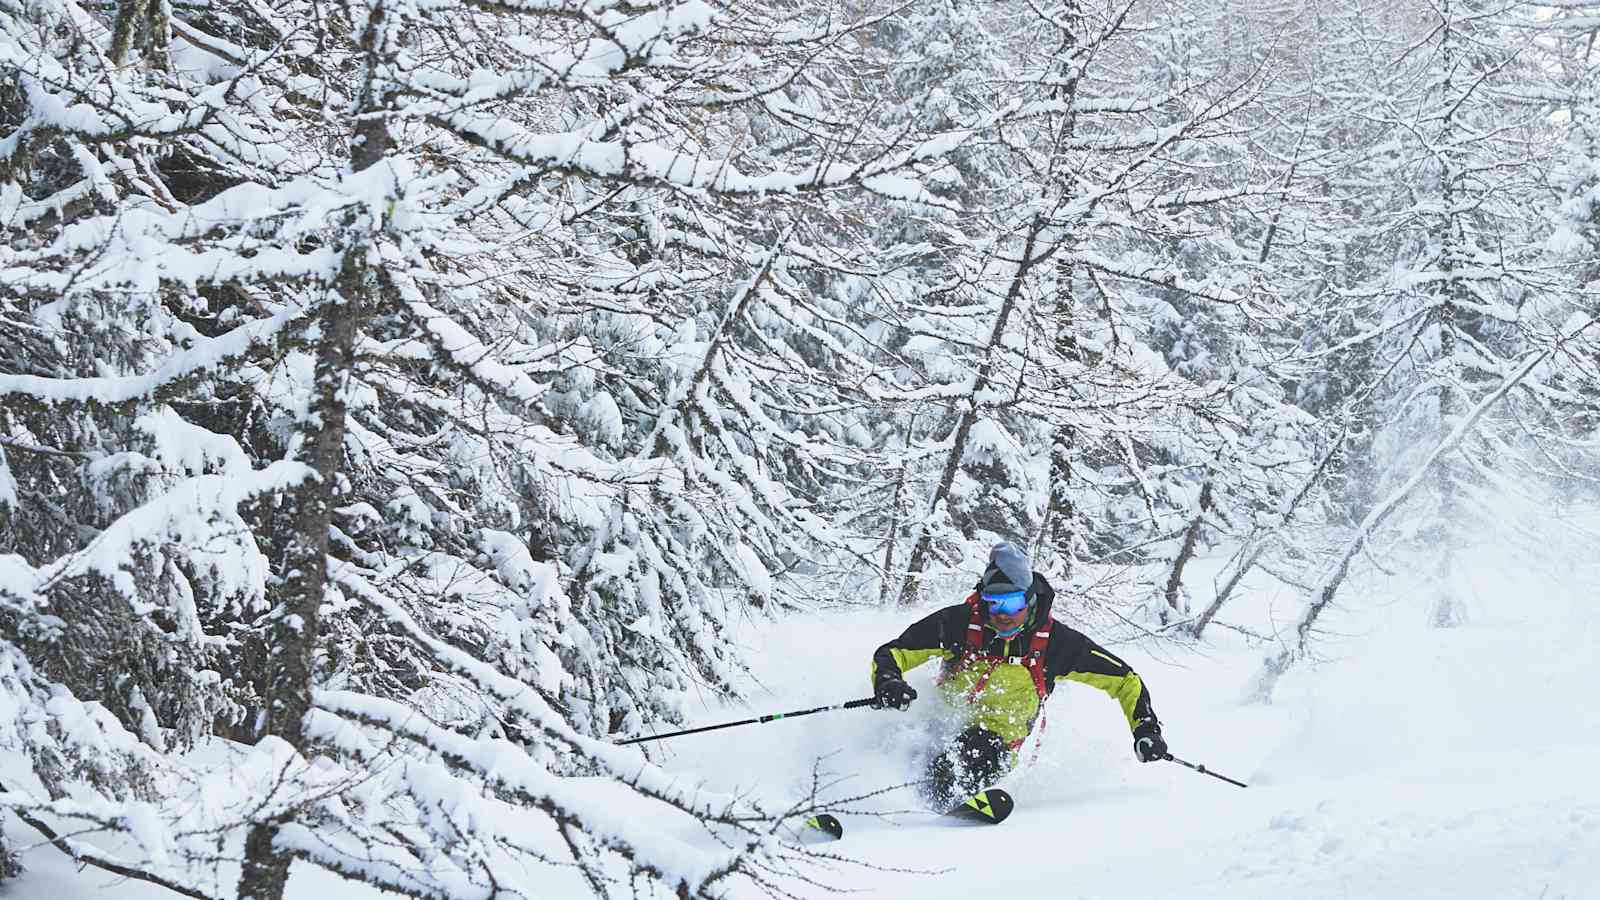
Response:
947,788,1014,824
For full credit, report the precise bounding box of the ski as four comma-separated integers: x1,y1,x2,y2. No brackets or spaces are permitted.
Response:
801,812,844,840
944,787,1014,825
797,789,1009,841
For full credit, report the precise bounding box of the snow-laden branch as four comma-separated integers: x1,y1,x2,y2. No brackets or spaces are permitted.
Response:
307,695,743,889
396,283,550,410
21,459,310,613
320,561,777,895
1248,315,1599,702
0,306,303,405
0,791,215,900
414,102,964,204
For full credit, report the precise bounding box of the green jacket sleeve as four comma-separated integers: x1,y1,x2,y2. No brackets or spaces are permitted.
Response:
870,605,963,688
1044,626,1158,732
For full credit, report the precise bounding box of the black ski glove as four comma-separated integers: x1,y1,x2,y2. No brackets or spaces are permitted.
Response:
1133,720,1168,762
872,676,917,711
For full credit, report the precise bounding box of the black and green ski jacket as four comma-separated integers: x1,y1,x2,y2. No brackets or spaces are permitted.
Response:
870,574,1158,746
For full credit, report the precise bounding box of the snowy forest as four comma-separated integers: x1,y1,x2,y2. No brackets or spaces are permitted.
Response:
1,0,1598,897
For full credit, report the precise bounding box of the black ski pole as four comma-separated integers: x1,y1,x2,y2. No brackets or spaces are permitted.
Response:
1164,753,1248,788
616,697,878,746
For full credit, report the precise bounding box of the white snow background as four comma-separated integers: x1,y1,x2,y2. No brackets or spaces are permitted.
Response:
6,542,1597,900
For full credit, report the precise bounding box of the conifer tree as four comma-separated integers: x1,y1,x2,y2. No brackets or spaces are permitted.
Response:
0,0,969,894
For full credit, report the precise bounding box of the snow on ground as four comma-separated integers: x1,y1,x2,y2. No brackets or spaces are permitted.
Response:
7,549,1597,898
648,554,1599,900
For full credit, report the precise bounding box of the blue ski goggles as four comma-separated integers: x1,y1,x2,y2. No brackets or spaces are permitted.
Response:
980,590,1030,616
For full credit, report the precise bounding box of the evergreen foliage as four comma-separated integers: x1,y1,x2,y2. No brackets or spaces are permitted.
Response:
0,0,1596,894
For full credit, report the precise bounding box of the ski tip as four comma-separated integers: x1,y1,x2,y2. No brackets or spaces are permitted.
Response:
947,788,1015,824
804,813,844,840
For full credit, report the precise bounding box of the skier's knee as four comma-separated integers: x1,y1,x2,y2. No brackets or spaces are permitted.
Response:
949,727,1007,787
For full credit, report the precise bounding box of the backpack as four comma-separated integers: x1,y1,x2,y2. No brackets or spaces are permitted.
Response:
942,591,1055,749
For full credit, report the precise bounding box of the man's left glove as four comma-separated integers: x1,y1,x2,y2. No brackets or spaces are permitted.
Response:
1133,720,1168,763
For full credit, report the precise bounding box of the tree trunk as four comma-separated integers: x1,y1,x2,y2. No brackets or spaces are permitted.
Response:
1248,345,1559,702
235,244,366,900
878,468,901,604
1189,541,1264,638
1430,7,1466,629
1036,30,1081,570
1190,426,1347,639
146,0,172,71
896,221,1048,606
1037,422,1077,563
1161,476,1213,622
878,419,915,604
108,0,171,69
110,0,152,63
237,4,391,897
1431,305,1464,628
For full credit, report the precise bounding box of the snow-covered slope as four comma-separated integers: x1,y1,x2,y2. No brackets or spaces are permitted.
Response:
9,559,1596,898
649,570,1599,899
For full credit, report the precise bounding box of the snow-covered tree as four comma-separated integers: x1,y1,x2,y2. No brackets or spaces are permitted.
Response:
1542,6,1600,466
4,0,1598,889
0,0,969,895
848,0,1319,636
1243,0,1600,689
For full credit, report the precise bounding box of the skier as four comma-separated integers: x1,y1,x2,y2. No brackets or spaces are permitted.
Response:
871,541,1168,809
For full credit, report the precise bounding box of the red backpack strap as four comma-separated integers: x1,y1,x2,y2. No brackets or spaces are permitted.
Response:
962,592,984,653
937,593,986,687
1024,599,1054,700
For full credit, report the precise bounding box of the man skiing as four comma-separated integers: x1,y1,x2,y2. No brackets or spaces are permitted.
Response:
871,541,1168,809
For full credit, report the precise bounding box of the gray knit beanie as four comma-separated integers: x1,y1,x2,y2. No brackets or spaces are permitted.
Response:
980,541,1033,595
